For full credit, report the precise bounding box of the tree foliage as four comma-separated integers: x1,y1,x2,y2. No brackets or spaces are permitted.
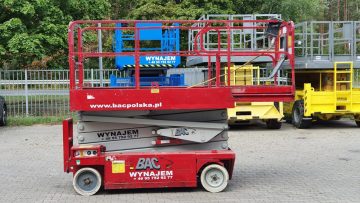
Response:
0,0,110,69
0,0,358,69
128,0,236,20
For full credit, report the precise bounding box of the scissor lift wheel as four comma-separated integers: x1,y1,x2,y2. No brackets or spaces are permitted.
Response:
73,167,102,196
200,164,229,193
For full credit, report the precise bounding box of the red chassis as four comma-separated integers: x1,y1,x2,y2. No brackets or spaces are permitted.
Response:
63,119,235,194
70,86,294,112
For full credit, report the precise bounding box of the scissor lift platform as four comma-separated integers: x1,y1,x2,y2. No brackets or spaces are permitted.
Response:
64,19,295,195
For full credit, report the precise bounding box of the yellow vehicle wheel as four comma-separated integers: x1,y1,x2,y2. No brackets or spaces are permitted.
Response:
356,121,360,127
266,119,282,129
292,100,312,129
284,115,292,124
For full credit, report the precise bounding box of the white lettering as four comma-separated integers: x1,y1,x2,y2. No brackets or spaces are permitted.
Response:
129,170,173,180
145,56,176,63
129,172,137,177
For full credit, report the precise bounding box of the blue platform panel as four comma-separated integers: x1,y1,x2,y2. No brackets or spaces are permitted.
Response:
114,23,181,70
110,74,185,87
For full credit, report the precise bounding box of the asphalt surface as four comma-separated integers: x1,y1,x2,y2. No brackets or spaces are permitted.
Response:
0,120,359,202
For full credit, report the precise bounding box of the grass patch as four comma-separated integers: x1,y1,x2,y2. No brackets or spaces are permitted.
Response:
7,115,77,126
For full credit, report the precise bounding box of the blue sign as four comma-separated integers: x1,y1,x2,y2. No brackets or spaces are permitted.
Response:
114,23,180,70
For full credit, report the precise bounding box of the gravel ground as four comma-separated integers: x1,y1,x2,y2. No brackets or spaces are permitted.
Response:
0,120,359,203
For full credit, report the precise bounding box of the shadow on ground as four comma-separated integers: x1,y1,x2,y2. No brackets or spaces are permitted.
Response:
229,119,358,131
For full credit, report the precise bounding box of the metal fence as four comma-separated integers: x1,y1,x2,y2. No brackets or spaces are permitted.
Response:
1,68,289,117
188,14,282,52
1,67,357,117
0,69,125,117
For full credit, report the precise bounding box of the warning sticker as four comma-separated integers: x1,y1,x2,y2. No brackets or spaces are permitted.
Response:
151,88,160,94
112,160,125,173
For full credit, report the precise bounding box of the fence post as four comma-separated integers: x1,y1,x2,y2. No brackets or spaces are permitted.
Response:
98,23,104,87
25,69,29,116
91,68,94,87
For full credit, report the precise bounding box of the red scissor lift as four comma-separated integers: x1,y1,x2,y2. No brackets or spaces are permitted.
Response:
63,19,295,195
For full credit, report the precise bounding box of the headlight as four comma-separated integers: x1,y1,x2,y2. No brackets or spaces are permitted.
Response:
74,150,98,157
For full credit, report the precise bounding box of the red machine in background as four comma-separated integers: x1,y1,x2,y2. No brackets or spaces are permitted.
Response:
63,18,295,195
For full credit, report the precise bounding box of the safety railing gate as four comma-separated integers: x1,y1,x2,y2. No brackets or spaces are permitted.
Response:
294,21,360,68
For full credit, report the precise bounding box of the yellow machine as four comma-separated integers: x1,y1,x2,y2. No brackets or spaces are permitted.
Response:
284,62,360,128
225,65,283,129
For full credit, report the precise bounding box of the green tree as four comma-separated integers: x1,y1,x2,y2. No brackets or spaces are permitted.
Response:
126,0,325,22
2,0,357,70
0,0,111,69
324,0,360,21
128,0,236,20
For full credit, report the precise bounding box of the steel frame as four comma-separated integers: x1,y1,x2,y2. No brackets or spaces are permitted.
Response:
188,14,282,52
292,21,360,69
68,19,295,111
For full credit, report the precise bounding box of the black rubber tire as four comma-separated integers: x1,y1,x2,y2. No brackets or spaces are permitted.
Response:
0,103,6,126
284,115,292,123
266,119,282,129
355,121,360,127
292,100,312,129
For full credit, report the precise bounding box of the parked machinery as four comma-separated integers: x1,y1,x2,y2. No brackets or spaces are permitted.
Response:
63,18,295,195
110,22,184,87
225,65,283,129
187,14,287,129
283,21,360,128
284,62,360,128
